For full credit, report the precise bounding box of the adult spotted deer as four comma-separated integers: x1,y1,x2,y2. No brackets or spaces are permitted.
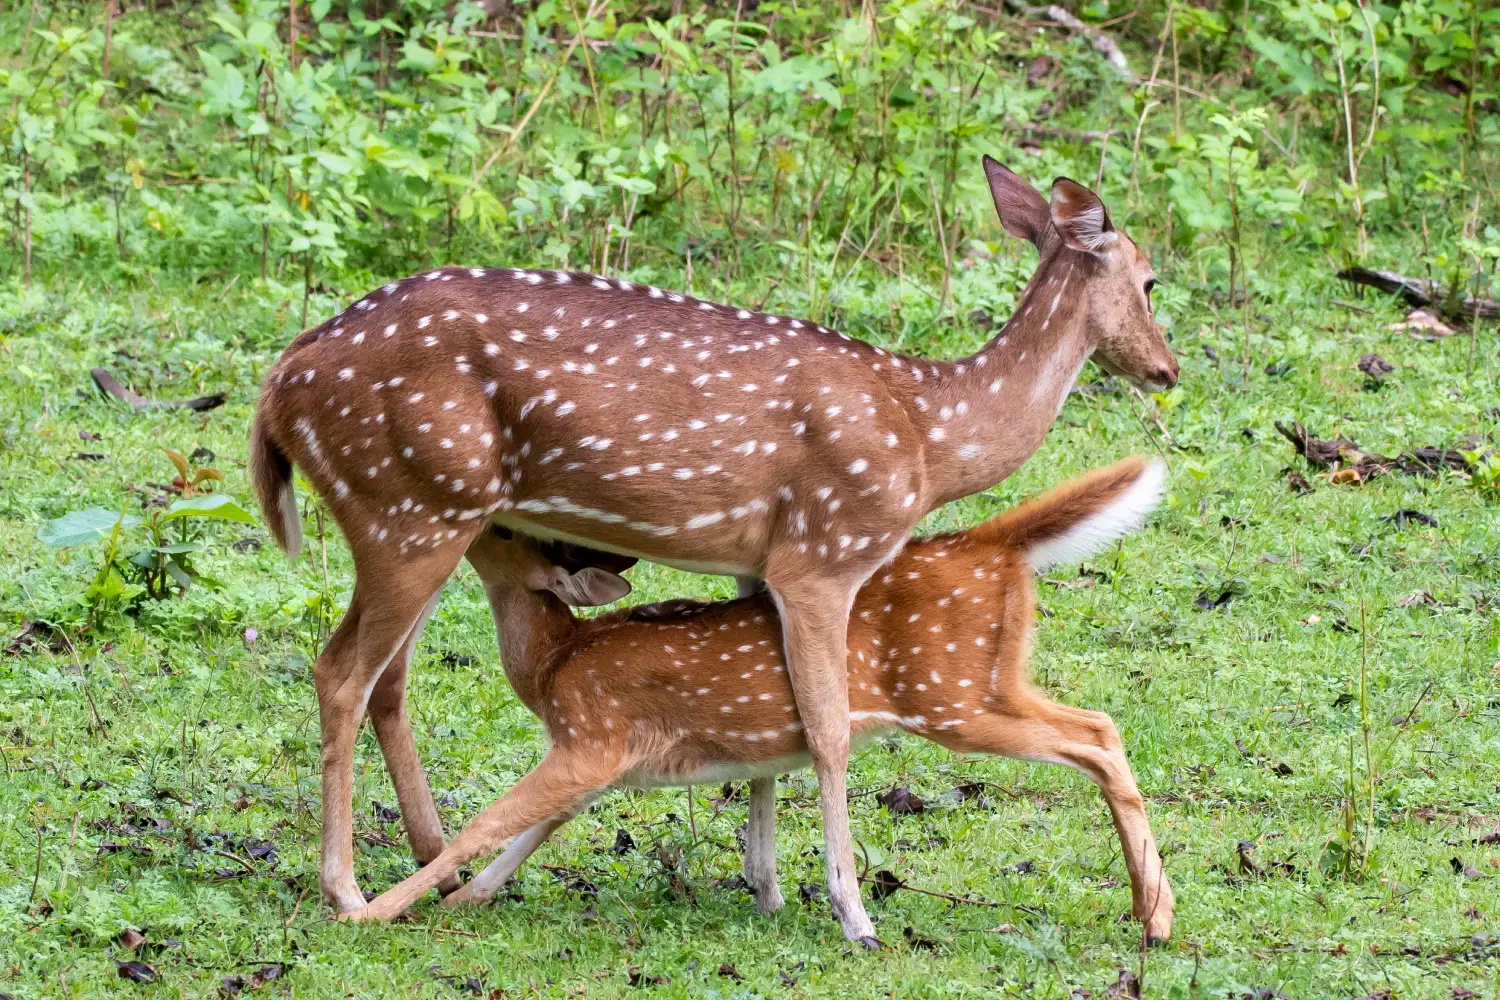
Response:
345,457,1176,941
249,157,1177,940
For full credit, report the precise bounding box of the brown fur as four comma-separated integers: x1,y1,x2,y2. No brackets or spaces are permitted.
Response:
250,160,1178,936
347,458,1175,941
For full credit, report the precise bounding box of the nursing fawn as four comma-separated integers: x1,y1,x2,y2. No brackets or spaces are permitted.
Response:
348,457,1176,941
250,157,1177,938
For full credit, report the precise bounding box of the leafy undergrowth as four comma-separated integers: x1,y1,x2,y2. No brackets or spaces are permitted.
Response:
1,250,1497,999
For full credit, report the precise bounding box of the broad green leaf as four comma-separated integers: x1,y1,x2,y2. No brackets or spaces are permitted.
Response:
162,494,258,524
38,507,140,547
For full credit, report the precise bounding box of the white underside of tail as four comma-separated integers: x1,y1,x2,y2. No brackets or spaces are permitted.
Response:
1026,459,1166,573
278,479,304,559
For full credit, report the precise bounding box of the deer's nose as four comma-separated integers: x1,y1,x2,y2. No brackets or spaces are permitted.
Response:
1153,358,1180,389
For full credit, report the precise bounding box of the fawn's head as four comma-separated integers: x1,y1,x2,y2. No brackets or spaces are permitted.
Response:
470,526,636,608
983,156,1178,392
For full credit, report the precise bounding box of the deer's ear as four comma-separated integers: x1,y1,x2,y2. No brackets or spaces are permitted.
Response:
550,566,633,608
1049,177,1117,254
983,156,1051,247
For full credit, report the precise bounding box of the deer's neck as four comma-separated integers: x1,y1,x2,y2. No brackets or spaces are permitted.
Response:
484,588,578,714
914,258,1093,507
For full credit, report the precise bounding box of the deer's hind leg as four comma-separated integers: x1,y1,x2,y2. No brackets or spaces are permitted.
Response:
933,692,1175,942
365,592,459,895
316,534,479,913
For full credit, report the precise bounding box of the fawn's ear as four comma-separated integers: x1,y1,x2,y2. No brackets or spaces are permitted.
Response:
1049,177,1117,254
550,566,633,607
983,155,1051,247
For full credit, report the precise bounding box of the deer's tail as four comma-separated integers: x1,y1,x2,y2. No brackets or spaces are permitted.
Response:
249,408,302,559
977,456,1165,572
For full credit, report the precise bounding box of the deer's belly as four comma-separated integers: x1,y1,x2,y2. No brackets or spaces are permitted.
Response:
493,513,755,577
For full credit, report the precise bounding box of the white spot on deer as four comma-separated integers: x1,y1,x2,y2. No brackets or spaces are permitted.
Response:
556,401,576,417
929,427,946,442
423,336,438,347
674,468,694,480
849,458,868,474
903,492,917,508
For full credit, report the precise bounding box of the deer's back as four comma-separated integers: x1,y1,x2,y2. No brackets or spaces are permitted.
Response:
261,267,929,571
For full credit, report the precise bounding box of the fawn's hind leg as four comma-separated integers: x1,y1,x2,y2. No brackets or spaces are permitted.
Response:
936,692,1175,942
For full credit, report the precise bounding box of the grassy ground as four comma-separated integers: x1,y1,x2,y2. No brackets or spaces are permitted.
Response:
1,247,1498,999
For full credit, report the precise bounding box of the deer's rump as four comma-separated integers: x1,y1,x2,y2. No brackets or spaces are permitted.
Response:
255,266,926,571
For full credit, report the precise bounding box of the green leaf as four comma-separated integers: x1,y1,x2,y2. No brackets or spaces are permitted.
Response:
162,494,258,524
38,507,140,547
148,542,204,555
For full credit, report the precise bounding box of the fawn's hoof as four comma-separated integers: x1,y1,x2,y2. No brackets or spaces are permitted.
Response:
440,883,475,907
856,935,884,951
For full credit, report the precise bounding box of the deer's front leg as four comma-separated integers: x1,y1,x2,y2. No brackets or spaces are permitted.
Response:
766,575,875,947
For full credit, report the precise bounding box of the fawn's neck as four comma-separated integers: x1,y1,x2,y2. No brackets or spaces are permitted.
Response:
484,588,579,714
913,255,1093,506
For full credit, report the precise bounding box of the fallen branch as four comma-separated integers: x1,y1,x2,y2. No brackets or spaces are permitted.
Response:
996,1,1136,81
91,369,226,412
859,871,1002,908
1274,420,1484,483
1336,266,1498,321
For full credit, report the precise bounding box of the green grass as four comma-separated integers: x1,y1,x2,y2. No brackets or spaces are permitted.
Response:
1,252,1498,999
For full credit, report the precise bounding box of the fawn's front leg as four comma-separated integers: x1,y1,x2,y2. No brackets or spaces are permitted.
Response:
742,776,784,914
345,750,619,922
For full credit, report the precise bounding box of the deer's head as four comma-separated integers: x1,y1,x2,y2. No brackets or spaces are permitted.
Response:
470,526,635,608
983,156,1179,393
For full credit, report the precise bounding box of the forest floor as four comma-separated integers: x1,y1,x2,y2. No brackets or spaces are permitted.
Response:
2,250,1498,999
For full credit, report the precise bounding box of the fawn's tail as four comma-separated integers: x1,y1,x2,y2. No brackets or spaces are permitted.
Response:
977,456,1166,572
249,408,302,559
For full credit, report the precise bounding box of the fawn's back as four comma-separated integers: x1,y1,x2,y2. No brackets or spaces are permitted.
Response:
533,529,1031,785
527,455,1165,782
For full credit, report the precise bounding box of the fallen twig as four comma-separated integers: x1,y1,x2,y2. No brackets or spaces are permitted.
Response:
1336,266,1498,321
858,872,1002,908
1274,420,1484,482
91,369,227,412
213,849,258,876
